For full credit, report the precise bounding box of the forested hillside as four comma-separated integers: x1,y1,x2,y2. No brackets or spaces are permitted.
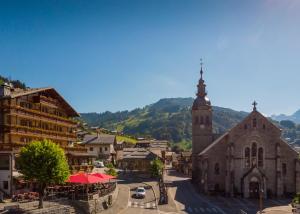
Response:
80,98,249,149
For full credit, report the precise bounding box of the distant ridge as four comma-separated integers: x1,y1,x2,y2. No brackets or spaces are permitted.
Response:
80,97,249,148
271,110,300,124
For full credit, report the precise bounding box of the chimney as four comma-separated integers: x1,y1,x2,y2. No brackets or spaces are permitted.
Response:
0,82,12,97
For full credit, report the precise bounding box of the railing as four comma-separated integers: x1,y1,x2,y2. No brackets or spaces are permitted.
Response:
10,130,76,142
8,124,76,139
9,110,76,127
3,104,77,125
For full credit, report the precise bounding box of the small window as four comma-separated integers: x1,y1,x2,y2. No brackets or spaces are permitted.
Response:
3,181,8,190
0,155,10,170
214,163,220,175
206,116,210,125
253,118,257,128
89,147,93,151
100,147,103,153
200,116,204,124
245,147,250,168
282,163,287,176
244,124,247,130
263,124,266,130
105,147,108,151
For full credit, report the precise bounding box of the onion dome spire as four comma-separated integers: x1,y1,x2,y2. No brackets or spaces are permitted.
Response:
193,59,211,109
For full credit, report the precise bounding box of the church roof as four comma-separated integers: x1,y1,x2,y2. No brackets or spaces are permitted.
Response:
199,132,229,156
199,107,299,156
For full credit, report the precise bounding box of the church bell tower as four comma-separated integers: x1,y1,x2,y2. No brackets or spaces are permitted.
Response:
192,61,213,180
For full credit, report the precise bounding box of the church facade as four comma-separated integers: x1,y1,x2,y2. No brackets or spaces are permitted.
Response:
192,65,300,198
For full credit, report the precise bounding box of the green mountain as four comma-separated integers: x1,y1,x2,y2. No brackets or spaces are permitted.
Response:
80,98,249,149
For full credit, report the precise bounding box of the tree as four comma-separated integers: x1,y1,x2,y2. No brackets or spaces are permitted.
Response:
150,158,164,178
105,163,117,177
18,139,70,208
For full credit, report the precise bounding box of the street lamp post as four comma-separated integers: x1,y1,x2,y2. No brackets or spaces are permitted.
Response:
259,188,264,214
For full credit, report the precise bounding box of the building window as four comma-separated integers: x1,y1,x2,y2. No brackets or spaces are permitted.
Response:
251,143,257,166
263,124,266,130
200,116,204,124
253,118,257,128
258,147,263,167
89,147,93,151
214,163,220,175
100,147,102,153
244,124,247,130
3,181,8,190
0,155,9,170
105,147,108,151
282,163,287,176
206,116,210,125
245,147,250,168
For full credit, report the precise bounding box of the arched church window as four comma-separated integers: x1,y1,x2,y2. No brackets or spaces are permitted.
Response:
206,116,210,125
200,116,204,124
258,147,263,167
245,147,250,168
253,118,257,128
251,143,257,166
252,143,257,157
214,163,220,175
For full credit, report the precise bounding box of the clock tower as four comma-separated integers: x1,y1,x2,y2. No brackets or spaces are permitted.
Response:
192,62,213,181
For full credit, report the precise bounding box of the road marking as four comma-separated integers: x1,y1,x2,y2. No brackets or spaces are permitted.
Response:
152,202,156,208
133,201,138,208
212,207,218,213
146,203,150,208
187,207,193,212
206,207,212,212
128,201,131,207
200,207,205,212
194,207,199,212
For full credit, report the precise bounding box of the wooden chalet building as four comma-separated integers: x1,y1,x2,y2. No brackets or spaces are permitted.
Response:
0,83,93,196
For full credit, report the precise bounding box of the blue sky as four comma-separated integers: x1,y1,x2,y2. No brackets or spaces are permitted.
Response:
0,0,300,115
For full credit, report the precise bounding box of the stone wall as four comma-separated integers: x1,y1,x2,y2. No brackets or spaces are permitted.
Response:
69,185,118,214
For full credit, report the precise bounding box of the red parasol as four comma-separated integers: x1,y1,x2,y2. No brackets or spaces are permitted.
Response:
91,173,116,180
66,173,107,184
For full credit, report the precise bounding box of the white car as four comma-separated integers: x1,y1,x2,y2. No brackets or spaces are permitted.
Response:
135,187,146,198
94,161,105,168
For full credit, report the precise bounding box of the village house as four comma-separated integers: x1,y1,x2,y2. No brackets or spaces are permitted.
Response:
81,133,116,164
117,147,161,172
0,83,92,196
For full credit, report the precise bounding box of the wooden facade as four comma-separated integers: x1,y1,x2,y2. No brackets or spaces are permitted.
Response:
0,85,92,196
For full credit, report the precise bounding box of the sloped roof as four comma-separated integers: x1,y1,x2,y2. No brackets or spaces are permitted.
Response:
122,148,160,160
2,87,79,117
82,134,116,145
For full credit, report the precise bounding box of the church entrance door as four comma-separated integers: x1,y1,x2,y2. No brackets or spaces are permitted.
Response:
249,181,259,198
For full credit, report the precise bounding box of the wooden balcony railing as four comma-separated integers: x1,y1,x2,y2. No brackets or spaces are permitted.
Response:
9,111,76,128
2,104,77,125
7,124,76,139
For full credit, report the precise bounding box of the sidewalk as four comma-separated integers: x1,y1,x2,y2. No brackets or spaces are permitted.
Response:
102,184,129,214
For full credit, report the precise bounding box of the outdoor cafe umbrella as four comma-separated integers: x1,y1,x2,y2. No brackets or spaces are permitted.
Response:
66,173,107,184
90,173,116,181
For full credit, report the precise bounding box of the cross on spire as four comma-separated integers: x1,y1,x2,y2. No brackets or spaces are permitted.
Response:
200,58,203,79
252,101,258,111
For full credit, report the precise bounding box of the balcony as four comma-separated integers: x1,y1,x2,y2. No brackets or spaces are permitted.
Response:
3,104,77,125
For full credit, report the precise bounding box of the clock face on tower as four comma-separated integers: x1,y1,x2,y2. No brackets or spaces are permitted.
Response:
200,124,205,129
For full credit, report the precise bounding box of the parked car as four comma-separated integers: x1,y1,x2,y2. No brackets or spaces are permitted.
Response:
134,187,146,198
94,161,105,168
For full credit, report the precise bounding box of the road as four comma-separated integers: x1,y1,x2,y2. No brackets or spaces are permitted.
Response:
165,169,226,214
118,172,159,214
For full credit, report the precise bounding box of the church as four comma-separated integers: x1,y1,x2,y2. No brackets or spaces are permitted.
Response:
191,65,300,198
